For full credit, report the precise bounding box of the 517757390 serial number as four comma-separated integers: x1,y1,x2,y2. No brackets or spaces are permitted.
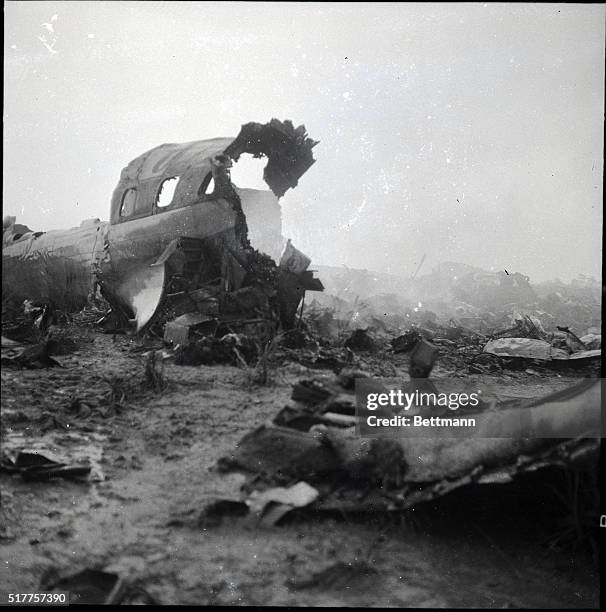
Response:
5,593,68,605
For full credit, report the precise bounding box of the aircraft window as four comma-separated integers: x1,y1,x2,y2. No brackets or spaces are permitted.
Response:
157,177,179,208
120,188,137,217
198,172,215,197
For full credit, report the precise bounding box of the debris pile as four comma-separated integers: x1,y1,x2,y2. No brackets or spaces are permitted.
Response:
175,333,260,367
295,264,601,378
312,264,599,337
209,363,600,525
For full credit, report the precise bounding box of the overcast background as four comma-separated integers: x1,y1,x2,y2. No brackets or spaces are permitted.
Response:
4,2,604,282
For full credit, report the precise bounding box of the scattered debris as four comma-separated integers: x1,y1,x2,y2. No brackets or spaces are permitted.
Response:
484,337,601,363
198,499,250,528
484,338,553,360
163,313,218,347
213,371,600,522
218,424,341,482
175,333,259,366
408,338,439,378
336,368,371,390
1,450,92,482
247,481,320,526
344,329,376,352
391,329,421,353
1,339,62,369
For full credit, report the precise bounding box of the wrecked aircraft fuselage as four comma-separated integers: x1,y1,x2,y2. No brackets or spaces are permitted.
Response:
2,119,323,336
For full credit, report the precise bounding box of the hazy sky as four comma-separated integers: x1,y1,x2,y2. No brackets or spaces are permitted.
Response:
4,2,604,282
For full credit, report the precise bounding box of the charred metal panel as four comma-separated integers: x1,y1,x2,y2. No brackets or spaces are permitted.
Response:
2,221,108,311
106,198,237,268
225,119,318,197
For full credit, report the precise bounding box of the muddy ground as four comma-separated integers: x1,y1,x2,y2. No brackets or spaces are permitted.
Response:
0,325,600,607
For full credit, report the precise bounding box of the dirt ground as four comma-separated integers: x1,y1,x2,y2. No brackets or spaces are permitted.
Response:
0,326,600,607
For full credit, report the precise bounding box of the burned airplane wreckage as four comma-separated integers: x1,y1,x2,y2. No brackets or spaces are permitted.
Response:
2,119,324,339
1,115,602,607
2,118,602,524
